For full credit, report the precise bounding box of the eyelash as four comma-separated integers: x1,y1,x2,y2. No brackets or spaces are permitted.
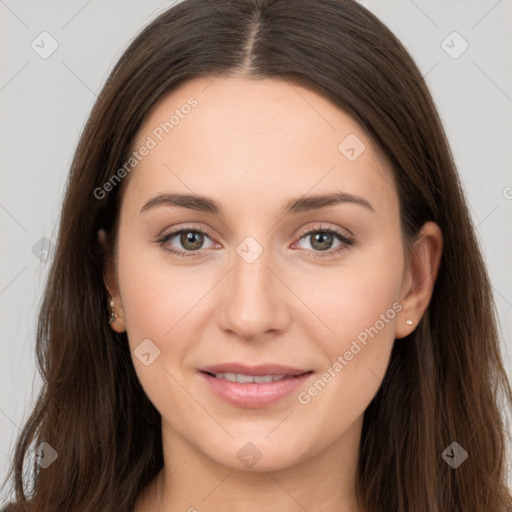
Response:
155,224,355,259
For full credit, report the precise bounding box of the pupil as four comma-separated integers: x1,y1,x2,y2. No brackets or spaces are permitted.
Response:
312,232,332,251
181,231,203,250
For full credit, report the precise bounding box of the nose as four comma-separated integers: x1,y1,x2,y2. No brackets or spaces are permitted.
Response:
215,245,291,341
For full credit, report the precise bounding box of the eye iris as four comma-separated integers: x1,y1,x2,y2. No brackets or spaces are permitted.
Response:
180,231,203,250
311,232,333,251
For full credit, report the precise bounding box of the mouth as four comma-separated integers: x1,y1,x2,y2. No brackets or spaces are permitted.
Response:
200,362,311,377
201,371,310,383
198,363,314,408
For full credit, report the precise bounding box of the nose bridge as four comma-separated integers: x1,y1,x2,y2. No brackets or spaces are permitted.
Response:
216,237,289,339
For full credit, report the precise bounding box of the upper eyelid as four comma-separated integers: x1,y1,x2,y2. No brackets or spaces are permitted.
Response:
297,224,352,239
160,224,215,241
160,222,350,237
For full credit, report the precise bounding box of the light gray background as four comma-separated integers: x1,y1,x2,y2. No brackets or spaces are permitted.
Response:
1,0,511,500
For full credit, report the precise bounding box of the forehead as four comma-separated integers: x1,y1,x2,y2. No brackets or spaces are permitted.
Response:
124,75,397,218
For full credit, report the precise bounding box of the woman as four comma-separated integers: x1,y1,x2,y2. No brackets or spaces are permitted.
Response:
2,0,511,510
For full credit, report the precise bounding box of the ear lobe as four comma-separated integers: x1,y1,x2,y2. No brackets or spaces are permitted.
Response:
395,221,443,339
98,229,126,333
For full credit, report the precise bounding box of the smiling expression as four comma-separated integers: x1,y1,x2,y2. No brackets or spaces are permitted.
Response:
104,74,413,472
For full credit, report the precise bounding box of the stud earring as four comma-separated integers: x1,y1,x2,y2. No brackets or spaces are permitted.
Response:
108,298,117,324
406,319,413,326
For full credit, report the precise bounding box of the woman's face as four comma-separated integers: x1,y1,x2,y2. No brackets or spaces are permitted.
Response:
105,75,416,472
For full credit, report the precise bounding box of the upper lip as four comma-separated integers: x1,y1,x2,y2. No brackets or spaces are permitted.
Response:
200,363,311,377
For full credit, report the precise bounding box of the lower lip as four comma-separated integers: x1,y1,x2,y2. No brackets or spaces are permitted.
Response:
199,371,313,408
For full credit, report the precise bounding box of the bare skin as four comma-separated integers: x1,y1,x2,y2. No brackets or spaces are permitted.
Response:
100,75,443,512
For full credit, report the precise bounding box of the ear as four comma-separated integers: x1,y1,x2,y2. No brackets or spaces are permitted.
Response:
98,229,126,333
395,221,443,339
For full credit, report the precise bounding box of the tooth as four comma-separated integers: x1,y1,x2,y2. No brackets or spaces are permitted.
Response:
237,374,255,383
212,373,289,383
254,375,273,383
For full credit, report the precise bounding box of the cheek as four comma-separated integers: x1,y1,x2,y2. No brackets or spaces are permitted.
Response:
115,231,210,355
116,250,208,415
295,240,404,348
292,268,401,440
292,239,404,407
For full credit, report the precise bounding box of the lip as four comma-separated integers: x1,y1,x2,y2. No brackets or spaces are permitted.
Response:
198,363,314,408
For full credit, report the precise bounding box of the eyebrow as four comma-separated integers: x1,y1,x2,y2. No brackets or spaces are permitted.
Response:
139,191,375,216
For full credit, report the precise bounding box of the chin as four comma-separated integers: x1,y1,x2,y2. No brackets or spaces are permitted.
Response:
203,435,313,473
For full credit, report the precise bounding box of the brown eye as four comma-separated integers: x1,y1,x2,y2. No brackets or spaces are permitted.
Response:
179,231,205,251
294,226,355,259
309,231,335,251
157,227,216,257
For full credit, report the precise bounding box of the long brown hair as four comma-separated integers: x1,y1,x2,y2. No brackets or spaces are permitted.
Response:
2,1,511,510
